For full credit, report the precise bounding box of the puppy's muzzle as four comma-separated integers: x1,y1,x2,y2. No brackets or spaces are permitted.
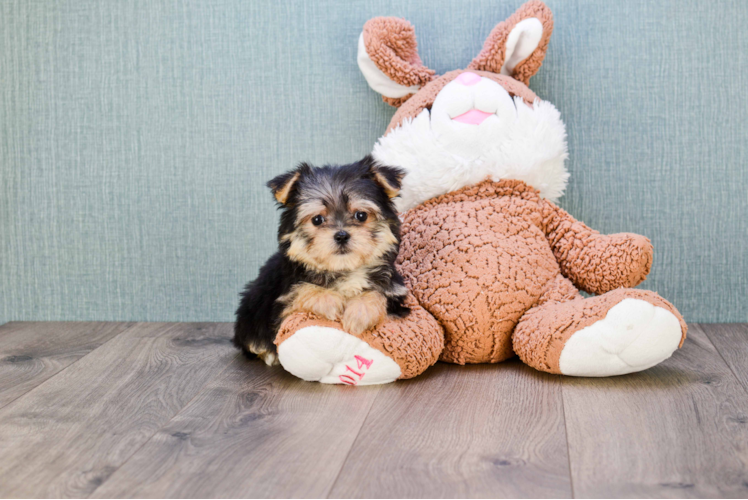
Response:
334,230,350,245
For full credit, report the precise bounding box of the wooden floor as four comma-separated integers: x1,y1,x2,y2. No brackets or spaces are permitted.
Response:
0,322,747,498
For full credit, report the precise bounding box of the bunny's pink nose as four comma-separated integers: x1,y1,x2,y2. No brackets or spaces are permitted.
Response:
456,72,481,86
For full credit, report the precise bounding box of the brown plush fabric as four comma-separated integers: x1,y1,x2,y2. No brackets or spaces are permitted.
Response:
384,70,538,132
537,273,582,305
397,179,686,365
362,17,436,98
513,289,688,374
275,294,444,380
467,0,553,85
398,180,558,364
381,94,415,107
541,200,654,295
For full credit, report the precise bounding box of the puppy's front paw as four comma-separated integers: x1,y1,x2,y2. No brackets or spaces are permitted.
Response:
309,292,345,321
342,292,387,335
247,343,280,366
258,351,279,366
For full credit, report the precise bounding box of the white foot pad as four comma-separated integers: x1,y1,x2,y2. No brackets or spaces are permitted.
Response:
559,298,682,377
277,326,401,385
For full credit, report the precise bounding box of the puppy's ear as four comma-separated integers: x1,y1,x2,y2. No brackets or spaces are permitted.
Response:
267,163,310,205
468,0,553,85
357,17,436,107
364,156,404,198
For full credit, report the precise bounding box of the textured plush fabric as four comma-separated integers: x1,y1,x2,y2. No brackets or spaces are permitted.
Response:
396,179,687,365
540,199,653,295
513,288,687,374
468,0,553,84
276,294,444,379
1,0,746,324
362,18,435,92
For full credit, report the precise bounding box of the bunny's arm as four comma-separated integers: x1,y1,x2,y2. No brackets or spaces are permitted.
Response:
540,199,653,295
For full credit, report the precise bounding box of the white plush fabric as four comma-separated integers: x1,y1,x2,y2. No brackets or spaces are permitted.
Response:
558,299,683,377
277,325,402,385
357,33,422,99
373,77,568,212
501,18,544,76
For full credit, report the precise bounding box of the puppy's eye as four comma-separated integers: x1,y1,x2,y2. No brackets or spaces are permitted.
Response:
311,215,325,226
355,211,368,222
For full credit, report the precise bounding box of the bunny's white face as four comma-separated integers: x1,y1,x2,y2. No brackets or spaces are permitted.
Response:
372,77,568,212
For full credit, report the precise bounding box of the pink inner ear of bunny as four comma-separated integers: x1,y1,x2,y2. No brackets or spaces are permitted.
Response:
468,0,553,85
363,17,436,90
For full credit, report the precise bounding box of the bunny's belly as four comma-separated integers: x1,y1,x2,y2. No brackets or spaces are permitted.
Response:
398,200,561,364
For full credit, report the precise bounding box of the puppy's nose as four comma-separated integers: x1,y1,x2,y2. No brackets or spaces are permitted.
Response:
334,230,350,244
456,72,481,86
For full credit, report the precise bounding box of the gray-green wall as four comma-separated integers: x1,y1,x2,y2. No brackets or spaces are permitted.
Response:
1,0,746,323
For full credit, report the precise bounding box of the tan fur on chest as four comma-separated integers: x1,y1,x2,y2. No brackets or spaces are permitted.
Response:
332,268,373,298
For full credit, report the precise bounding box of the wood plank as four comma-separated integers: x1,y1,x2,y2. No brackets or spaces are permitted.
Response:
0,322,133,410
329,361,572,498
0,322,235,498
701,323,748,393
562,324,748,498
91,358,382,499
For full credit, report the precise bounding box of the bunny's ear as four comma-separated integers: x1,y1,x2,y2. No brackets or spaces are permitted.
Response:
468,0,553,85
357,17,436,107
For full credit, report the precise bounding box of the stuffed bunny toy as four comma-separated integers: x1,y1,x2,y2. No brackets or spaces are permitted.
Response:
273,0,687,385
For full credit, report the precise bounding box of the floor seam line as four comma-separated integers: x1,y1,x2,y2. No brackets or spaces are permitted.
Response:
0,322,141,412
560,380,576,499
698,323,748,398
85,328,241,498
325,385,383,498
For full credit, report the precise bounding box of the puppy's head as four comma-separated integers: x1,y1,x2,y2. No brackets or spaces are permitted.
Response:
268,155,404,273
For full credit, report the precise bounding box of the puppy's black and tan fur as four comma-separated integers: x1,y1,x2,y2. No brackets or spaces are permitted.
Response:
233,155,410,365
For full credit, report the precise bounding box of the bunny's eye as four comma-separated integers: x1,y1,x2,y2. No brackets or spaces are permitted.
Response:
355,211,368,222
312,215,325,226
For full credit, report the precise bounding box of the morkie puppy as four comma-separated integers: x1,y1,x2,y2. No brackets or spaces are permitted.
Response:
233,155,410,365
